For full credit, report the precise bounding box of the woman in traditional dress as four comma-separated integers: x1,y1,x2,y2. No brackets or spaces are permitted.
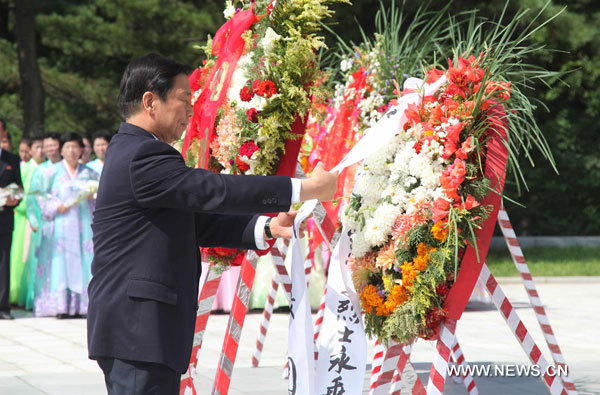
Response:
8,138,32,303
33,132,97,317
86,130,111,176
10,136,45,304
17,135,46,308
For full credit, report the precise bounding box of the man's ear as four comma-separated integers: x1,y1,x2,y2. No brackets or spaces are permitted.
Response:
142,91,155,114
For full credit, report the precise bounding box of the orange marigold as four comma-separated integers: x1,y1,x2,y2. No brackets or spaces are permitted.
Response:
360,284,384,314
401,261,417,287
431,222,448,242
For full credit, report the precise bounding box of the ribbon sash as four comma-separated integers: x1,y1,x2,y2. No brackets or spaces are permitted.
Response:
183,8,258,168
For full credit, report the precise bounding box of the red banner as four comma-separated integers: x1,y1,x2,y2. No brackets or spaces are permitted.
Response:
444,105,508,320
183,8,258,168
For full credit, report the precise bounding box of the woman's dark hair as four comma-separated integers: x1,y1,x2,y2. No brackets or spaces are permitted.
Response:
20,138,32,148
59,132,84,150
117,53,193,119
92,130,112,144
30,132,44,144
44,132,61,142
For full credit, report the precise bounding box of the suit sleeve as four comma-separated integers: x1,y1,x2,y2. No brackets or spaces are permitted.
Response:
195,213,259,249
130,139,292,214
14,155,22,187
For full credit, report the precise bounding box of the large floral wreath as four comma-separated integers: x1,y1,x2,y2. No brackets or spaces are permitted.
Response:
182,0,347,269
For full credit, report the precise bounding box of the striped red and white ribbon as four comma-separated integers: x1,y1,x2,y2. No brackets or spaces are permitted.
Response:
389,343,427,395
450,338,478,394
426,318,458,395
370,342,405,394
180,265,223,395
212,252,260,395
497,208,577,394
251,277,279,367
313,287,328,360
369,340,385,391
480,262,568,395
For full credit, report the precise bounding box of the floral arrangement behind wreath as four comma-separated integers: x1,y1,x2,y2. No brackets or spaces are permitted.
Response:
298,2,453,243
182,0,348,270
342,4,563,344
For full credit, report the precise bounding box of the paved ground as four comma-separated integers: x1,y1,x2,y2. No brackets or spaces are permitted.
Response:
0,277,598,394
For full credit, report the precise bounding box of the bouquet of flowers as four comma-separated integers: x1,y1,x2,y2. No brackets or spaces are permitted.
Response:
64,179,99,208
0,183,24,207
182,0,347,269
342,4,561,344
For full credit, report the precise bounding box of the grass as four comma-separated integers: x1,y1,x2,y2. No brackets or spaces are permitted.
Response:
485,246,600,277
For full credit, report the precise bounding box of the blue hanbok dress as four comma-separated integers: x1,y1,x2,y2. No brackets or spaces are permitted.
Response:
33,160,97,316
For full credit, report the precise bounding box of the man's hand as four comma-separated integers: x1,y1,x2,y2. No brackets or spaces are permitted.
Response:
5,197,21,207
58,204,70,214
300,162,338,202
267,211,308,240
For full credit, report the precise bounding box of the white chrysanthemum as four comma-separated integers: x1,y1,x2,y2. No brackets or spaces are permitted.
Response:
351,230,370,258
226,53,253,105
261,27,281,54
355,174,387,207
364,203,400,247
223,1,235,19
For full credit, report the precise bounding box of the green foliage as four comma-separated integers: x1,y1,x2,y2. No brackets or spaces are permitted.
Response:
0,0,225,139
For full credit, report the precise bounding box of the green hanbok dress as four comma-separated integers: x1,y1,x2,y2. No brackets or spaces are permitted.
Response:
8,160,35,303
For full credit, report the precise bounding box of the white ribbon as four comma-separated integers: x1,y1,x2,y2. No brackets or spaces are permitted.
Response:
315,228,366,394
330,75,447,174
287,199,319,395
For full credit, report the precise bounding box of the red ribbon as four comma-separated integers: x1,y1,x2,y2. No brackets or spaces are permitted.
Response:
444,105,508,320
183,8,258,168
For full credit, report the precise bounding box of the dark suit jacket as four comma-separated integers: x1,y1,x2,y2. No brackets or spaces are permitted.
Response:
87,122,292,373
0,149,22,235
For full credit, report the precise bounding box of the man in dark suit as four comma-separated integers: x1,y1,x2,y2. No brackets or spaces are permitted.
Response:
87,54,337,394
0,120,22,320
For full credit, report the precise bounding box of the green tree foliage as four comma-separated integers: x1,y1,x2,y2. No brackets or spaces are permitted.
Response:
0,0,597,234
0,0,224,139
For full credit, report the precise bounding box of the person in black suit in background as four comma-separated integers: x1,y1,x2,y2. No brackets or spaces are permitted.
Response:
87,54,338,394
0,120,23,320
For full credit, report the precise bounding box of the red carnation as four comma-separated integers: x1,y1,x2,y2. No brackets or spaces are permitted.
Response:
239,140,259,157
262,80,277,98
240,86,254,102
252,79,264,94
236,157,250,172
246,108,259,123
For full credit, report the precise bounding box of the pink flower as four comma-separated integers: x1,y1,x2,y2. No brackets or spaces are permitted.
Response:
432,198,451,223
455,136,474,159
440,158,466,201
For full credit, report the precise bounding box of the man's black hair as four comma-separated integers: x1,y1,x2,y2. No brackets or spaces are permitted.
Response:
0,119,6,130
92,130,112,144
59,132,84,150
117,53,193,119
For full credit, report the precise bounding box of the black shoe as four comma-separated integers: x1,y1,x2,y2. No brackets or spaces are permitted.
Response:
0,311,14,320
